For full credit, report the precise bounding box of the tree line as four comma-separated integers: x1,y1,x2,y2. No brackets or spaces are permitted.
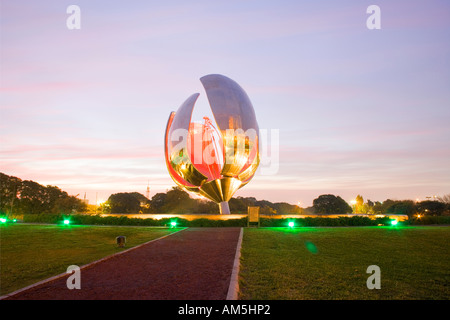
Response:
0,172,87,215
2,172,448,217
105,187,302,214
319,193,450,217
106,190,449,217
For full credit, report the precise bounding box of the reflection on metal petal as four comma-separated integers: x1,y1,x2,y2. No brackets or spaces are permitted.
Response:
237,134,258,175
166,93,208,187
238,152,260,183
201,74,259,178
200,74,259,133
164,112,196,188
220,130,251,177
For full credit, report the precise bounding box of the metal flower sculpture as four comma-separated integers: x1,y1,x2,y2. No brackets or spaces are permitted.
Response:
164,74,259,214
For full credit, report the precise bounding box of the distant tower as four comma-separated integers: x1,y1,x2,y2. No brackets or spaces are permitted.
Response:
82,192,89,205
146,181,150,199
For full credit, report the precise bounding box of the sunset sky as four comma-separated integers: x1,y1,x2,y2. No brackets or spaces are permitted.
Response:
1,0,449,207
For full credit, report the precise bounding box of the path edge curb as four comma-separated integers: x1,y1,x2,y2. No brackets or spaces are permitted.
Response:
226,227,243,300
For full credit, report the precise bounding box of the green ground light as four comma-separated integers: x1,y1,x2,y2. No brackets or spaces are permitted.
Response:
63,219,70,225
170,221,177,228
391,219,398,226
288,221,295,228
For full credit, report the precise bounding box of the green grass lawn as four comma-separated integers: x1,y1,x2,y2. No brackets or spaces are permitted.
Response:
239,226,450,300
0,224,182,296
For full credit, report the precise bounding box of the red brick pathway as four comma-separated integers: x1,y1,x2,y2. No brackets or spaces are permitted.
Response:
3,227,241,300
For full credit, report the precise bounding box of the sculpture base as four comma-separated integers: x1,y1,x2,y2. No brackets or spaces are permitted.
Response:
219,201,231,215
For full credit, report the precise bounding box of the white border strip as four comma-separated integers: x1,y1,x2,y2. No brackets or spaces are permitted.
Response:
226,227,243,300
0,227,188,300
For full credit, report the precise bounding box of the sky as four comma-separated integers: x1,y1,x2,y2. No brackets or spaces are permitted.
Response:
1,0,450,207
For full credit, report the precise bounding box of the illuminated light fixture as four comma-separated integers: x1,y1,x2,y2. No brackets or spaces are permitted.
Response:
288,221,295,228
63,219,70,225
170,221,177,228
391,219,398,226
0,218,7,223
